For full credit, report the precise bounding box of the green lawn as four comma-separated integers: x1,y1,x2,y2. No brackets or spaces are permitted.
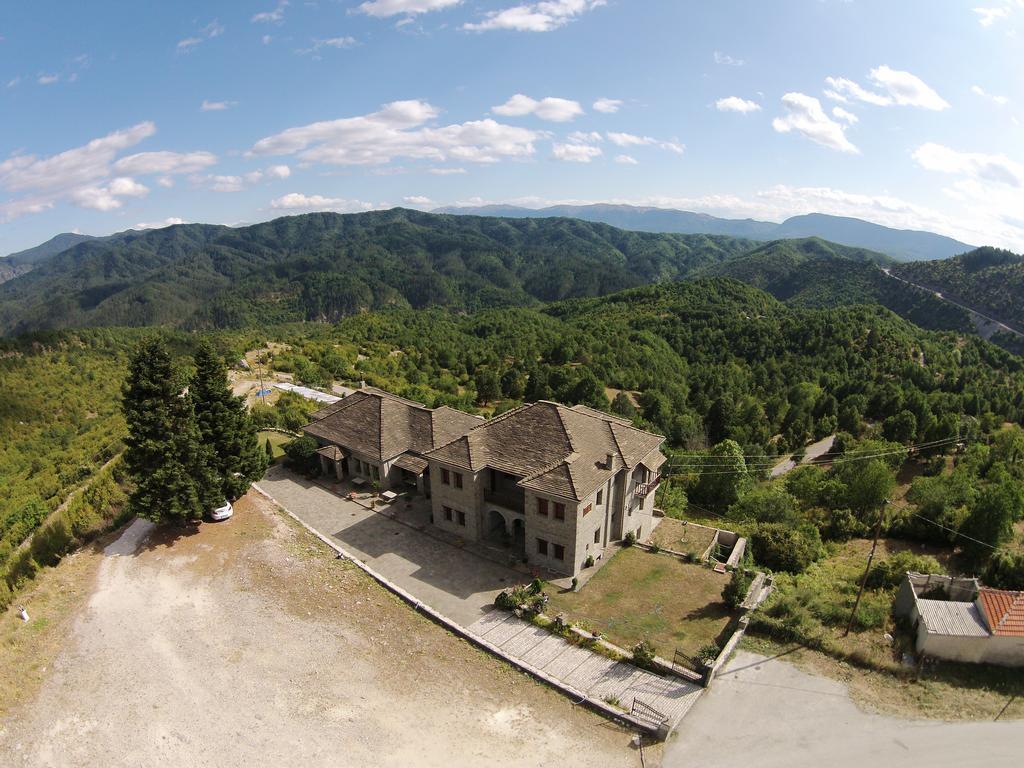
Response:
258,430,292,460
648,518,718,557
546,546,735,659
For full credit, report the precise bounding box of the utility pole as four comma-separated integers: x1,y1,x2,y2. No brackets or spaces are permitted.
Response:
844,499,890,637
255,354,267,406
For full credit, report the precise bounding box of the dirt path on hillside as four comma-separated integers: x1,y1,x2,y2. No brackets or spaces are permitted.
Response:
0,495,640,767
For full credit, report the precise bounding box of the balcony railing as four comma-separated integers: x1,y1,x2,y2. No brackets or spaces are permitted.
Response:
634,474,662,498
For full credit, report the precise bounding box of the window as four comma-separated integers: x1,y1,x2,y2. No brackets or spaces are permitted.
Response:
443,506,453,522
537,498,548,516
582,504,592,516
454,472,463,489
457,510,466,526
553,543,565,561
554,503,565,521
537,538,548,556
441,468,450,485
596,489,603,506
594,529,600,544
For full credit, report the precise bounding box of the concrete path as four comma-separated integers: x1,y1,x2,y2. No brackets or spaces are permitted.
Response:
469,610,703,726
771,434,836,478
664,650,1024,768
257,465,526,626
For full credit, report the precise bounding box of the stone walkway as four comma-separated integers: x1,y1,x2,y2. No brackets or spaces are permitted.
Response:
468,610,703,726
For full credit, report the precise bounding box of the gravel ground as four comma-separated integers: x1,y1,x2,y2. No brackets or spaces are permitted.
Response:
0,494,641,768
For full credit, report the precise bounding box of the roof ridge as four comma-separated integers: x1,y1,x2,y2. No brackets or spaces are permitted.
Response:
549,403,576,455
606,420,625,466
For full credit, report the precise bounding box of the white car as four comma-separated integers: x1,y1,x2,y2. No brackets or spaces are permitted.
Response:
210,500,234,521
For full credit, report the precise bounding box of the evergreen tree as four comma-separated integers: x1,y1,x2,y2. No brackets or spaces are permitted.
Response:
122,338,220,524
191,341,268,499
692,439,749,510
265,438,275,462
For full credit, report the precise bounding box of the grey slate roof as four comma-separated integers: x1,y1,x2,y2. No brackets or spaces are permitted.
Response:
426,401,665,501
303,387,482,462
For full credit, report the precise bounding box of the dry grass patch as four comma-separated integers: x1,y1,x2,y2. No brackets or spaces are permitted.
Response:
648,518,717,557
547,546,735,659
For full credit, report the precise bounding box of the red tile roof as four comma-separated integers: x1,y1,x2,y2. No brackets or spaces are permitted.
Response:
977,588,1024,637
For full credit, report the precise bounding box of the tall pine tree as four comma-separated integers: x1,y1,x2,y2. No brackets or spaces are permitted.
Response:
122,338,221,524
191,341,268,499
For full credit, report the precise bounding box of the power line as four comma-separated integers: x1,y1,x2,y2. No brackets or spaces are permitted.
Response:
660,434,965,461
908,512,1010,554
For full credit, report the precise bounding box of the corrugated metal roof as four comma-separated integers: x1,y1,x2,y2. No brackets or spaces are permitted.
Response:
917,599,990,637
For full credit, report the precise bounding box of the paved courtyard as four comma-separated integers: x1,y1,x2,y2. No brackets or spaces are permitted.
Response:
470,610,703,725
257,465,521,626
664,650,1024,768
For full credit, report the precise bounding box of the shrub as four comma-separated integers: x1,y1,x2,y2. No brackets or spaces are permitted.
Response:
282,436,320,475
866,550,943,589
648,542,661,554
722,569,753,610
751,523,823,573
631,640,656,669
528,577,544,595
583,555,595,568
696,643,720,667
985,551,1024,590
623,531,636,547
570,576,578,591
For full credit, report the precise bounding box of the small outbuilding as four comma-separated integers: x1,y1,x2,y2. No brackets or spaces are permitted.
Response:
895,572,1024,667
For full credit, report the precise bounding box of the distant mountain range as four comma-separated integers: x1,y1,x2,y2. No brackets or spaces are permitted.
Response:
432,204,974,262
0,232,100,285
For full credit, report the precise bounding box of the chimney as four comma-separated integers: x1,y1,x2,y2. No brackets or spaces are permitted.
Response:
605,453,614,470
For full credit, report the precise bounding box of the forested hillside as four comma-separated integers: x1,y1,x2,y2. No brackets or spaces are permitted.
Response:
893,247,1024,331
0,210,753,335
705,239,975,334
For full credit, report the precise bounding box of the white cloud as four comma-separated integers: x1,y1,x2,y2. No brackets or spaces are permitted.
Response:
614,154,637,165
772,92,858,154
208,164,293,192
358,0,462,16
113,150,218,176
715,96,761,114
133,217,187,230
824,66,949,111
201,99,235,111
567,131,602,143
606,132,684,154
298,36,357,55
177,20,224,52
269,192,377,212
493,94,583,122
210,175,244,193
157,177,175,188
262,34,273,44
592,97,622,114
463,0,605,32
974,6,1012,26
427,167,467,175
252,1,288,23
551,143,602,162
7,77,21,88
912,143,1024,187
250,99,541,166
403,195,433,206
972,84,1009,106
265,164,291,179
832,106,858,124
71,177,149,211
37,73,59,85
713,51,744,67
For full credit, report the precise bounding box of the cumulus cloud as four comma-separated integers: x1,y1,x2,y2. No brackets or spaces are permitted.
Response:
177,20,224,52
493,94,583,122
269,192,377,212
71,177,149,211
463,0,605,32
715,96,761,114
567,131,602,143
37,73,59,85
606,132,684,154
592,97,622,113
207,164,292,192
832,106,858,124
913,143,1024,187
402,195,433,206
252,1,288,23
134,217,187,230
772,93,858,154
614,154,637,165
358,0,462,16
974,5,1012,26
201,99,235,111
113,150,218,176
972,85,1009,106
825,66,949,110
250,99,541,166
551,143,602,162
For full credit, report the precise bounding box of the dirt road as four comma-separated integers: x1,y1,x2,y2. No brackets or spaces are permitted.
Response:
0,495,639,767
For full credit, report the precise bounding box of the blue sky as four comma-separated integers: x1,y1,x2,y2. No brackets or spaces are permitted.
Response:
2,0,1023,254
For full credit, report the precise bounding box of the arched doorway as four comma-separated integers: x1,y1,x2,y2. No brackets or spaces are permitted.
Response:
486,509,509,547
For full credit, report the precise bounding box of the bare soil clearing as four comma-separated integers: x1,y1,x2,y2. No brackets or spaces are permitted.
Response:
0,494,640,767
